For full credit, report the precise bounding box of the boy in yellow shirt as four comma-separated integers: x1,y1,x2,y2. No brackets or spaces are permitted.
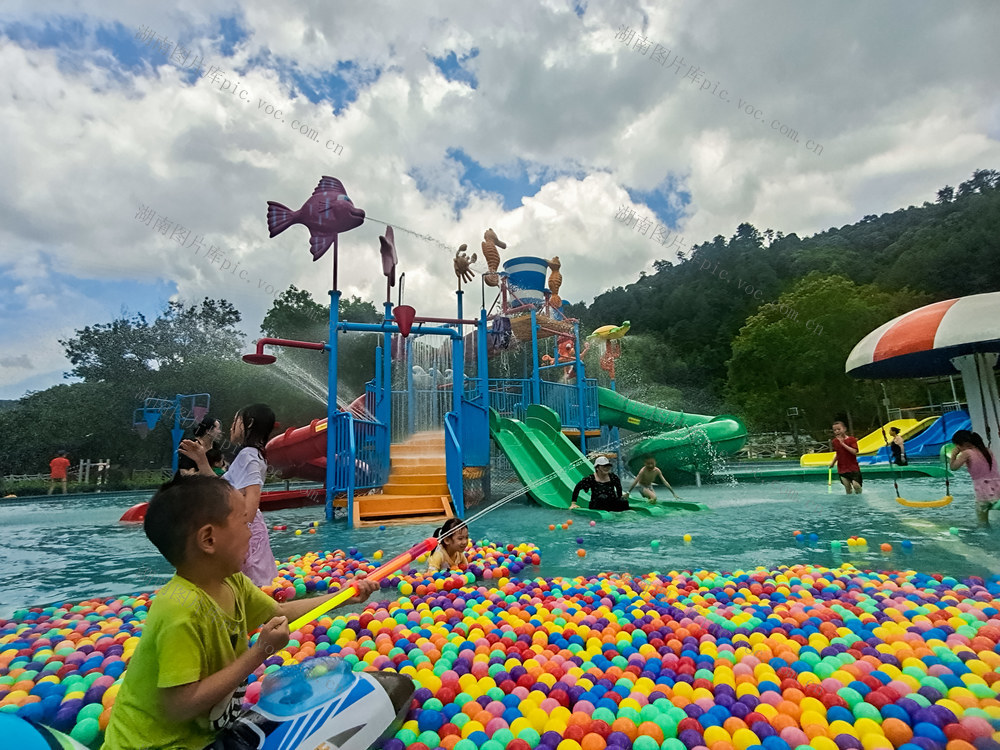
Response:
101,475,377,749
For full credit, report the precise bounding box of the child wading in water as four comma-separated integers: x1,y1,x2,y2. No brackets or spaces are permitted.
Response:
949,429,1000,526
627,456,680,502
181,404,279,587
426,518,470,573
100,476,377,750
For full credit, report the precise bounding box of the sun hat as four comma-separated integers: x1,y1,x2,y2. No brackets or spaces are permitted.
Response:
593,456,611,467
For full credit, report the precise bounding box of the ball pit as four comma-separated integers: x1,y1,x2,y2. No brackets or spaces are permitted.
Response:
0,539,539,746
5,556,1000,750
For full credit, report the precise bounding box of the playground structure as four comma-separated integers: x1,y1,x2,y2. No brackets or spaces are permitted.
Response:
244,177,754,527
132,392,211,475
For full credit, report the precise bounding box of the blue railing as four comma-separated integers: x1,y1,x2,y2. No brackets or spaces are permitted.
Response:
444,411,464,517
488,378,530,420
538,379,600,431
327,412,355,521
353,418,390,490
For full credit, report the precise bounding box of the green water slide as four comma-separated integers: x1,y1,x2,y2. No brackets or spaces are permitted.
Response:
597,387,748,481
489,404,708,519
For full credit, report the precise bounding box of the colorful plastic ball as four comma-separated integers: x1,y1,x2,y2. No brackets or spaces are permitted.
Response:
379,525,386,530
650,540,660,550
577,538,584,544
308,528,316,534
809,533,819,542
373,551,383,561
577,549,586,558
901,539,913,548
950,527,960,535
831,540,841,549
549,525,556,531
880,543,892,552
295,530,303,536
589,521,596,526
683,534,692,542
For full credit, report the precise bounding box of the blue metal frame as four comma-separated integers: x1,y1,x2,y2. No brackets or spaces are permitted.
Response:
326,289,478,527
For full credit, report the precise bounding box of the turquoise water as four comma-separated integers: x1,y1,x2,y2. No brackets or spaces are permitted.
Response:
1,473,998,619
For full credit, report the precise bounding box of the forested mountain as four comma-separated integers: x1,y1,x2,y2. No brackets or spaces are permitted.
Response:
566,168,1000,430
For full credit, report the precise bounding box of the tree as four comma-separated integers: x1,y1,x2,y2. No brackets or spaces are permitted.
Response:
259,286,382,400
724,274,933,433
59,298,243,383
936,185,954,203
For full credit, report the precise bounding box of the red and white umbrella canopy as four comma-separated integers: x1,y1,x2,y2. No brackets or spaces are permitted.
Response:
846,292,1000,379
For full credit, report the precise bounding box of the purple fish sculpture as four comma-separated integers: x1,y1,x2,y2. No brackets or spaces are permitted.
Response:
266,176,366,261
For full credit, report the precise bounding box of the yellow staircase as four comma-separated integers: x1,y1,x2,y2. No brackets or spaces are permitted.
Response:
353,431,455,528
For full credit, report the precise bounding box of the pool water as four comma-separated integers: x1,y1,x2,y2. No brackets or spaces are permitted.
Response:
1,473,997,619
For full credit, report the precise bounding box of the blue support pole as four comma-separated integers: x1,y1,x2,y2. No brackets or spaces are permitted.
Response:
478,309,488,407
530,308,540,405
454,290,464,417
170,394,183,475
406,337,415,436
574,322,588,452
327,290,341,523
382,302,393,427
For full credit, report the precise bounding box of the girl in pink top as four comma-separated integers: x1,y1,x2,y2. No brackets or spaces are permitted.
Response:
950,429,1000,526
179,404,279,586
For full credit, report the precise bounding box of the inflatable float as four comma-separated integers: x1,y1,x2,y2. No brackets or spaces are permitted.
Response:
0,656,413,750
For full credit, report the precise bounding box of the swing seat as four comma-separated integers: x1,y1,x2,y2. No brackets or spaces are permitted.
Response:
895,495,953,508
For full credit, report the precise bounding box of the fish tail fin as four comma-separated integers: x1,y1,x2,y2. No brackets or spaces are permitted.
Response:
266,201,297,237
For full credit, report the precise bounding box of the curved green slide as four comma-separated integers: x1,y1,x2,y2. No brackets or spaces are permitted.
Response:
597,388,748,480
490,404,708,519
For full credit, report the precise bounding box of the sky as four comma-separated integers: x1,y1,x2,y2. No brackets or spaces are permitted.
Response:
1,1,998,400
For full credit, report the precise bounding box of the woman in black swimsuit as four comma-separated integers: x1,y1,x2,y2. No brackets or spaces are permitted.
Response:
889,426,908,466
569,455,630,512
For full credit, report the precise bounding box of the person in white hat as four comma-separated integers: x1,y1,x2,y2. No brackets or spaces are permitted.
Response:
569,455,630,512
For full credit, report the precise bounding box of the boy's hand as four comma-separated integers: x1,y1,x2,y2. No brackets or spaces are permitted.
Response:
351,574,379,604
258,616,290,655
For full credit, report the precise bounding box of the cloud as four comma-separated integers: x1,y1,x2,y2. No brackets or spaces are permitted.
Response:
0,355,33,369
1,1,998,398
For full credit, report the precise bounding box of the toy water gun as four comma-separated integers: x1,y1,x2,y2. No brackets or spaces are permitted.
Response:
289,536,438,630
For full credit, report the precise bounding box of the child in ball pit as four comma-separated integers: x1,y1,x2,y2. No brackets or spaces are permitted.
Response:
101,475,377,750
426,518,470,573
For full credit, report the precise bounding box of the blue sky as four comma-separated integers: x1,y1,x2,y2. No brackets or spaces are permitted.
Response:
1,3,997,400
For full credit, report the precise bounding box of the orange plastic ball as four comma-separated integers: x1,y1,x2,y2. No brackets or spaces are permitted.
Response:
577,549,586,557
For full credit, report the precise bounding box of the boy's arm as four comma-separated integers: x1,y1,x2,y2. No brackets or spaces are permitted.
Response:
161,618,285,723
843,438,859,456
656,469,679,496
276,576,380,622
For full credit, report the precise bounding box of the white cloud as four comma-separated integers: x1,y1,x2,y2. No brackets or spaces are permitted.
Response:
1,0,999,397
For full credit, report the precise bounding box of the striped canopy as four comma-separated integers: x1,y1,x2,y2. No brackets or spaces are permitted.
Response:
846,291,1000,378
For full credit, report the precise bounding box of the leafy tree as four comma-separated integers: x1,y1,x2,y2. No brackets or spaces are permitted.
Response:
724,274,933,433
259,286,382,401
59,298,243,382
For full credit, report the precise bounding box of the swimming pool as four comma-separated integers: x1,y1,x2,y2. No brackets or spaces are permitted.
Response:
1,473,995,619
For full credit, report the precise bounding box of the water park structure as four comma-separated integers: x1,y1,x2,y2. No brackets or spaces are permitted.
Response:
229,178,760,529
